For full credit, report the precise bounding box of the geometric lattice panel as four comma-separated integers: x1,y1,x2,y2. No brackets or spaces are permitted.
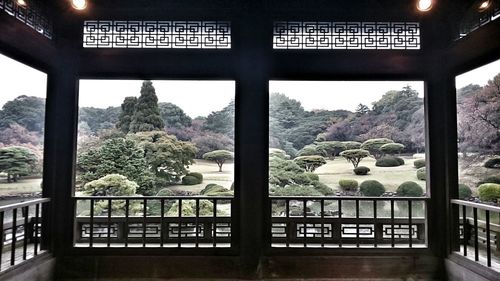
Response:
273,21,420,50
83,20,231,49
0,0,53,39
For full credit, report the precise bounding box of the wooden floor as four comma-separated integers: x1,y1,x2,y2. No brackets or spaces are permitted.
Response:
457,245,500,272
0,243,45,272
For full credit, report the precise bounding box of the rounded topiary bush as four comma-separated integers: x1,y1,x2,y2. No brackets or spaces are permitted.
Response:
414,159,426,169
182,175,201,185
484,156,500,169
338,179,359,191
416,167,426,181
478,175,500,185
156,188,175,196
478,183,500,202
353,166,370,175
395,157,405,166
458,184,472,199
359,180,385,197
375,157,401,167
186,172,203,182
396,181,424,197
201,184,228,195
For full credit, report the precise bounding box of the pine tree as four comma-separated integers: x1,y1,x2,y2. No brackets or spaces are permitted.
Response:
116,97,137,133
129,81,165,133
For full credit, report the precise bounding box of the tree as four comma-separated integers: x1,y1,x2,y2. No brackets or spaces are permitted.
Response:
296,144,327,157
129,81,165,132
203,100,235,138
203,150,234,172
355,103,369,116
316,141,347,159
77,137,155,195
0,95,45,133
340,149,370,168
191,133,234,158
293,156,326,172
131,131,197,182
0,123,42,146
79,106,121,134
116,97,137,133
0,146,38,182
360,138,394,159
342,141,362,150
159,102,192,129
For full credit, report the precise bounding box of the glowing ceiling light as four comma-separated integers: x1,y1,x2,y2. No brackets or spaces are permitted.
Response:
417,0,433,12
16,0,27,7
71,0,87,10
478,0,491,11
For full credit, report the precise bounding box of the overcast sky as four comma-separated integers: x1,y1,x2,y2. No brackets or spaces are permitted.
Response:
1,52,498,115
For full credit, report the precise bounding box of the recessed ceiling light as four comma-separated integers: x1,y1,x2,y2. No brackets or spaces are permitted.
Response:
16,0,27,7
478,0,491,11
417,0,433,12
71,0,87,10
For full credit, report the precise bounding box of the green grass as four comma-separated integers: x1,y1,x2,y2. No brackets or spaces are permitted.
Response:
315,156,425,192
0,178,42,196
168,159,234,194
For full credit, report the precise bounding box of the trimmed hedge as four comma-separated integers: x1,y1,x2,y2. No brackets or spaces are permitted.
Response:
273,185,323,196
395,157,405,166
484,157,500,169
156,188,175,196
414,159,426,169
359,180,385,197
353,166,370,175
478,183,500,202
181,175,201,185
200,184,228,195
375,157,401,167
186,172,203,182
396,181,424,197
458,184,472,199
338,179,359,191
416,167,426,181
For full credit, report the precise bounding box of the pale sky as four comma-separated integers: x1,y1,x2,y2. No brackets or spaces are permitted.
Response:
0,53,47,107
455,59,500,88
270,81,425,112
79,80,235,118
1,51,498,115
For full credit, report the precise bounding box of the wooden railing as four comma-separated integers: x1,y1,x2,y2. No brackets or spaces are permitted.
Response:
451,199,500,270
270,196,428,248
0,198,50,271
73,196,233,248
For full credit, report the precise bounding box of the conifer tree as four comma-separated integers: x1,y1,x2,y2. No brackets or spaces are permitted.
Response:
129,81,165,133
116,97,137,133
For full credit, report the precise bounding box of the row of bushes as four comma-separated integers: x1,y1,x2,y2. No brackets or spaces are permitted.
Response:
338,179,424,197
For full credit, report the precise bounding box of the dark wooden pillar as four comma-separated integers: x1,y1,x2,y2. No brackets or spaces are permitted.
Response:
234,2,272,277
43,50,79,256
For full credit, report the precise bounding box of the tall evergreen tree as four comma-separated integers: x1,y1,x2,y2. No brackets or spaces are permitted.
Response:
116,97,137,133
129,81,165,133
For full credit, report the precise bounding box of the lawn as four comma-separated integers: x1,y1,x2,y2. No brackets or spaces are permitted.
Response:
0,177,42,196
315,156,425,192
168,159,234,194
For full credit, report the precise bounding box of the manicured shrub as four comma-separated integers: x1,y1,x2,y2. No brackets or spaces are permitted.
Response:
396,181,424,197
478,183,500,202
361,138,394,159
416,167,426,181
293,156,327,172
478,175,500,185
186,172,203,182
484,156,500,169
167,200,227,217
304,172,319,181
395,157,405,166
206,191,233,196
342,141,362,150
359,180,386,197
200,184,228,195
414,159,426,169
338,179,359,191
272,185,323,196
340,149,370,168
156,188,175,196
353,166,370,175
297,144,327,157
181,175,201,185
312,181,335,195
375,157,401,167
380,143,405,155
269,148,289,159
458,184,472,199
